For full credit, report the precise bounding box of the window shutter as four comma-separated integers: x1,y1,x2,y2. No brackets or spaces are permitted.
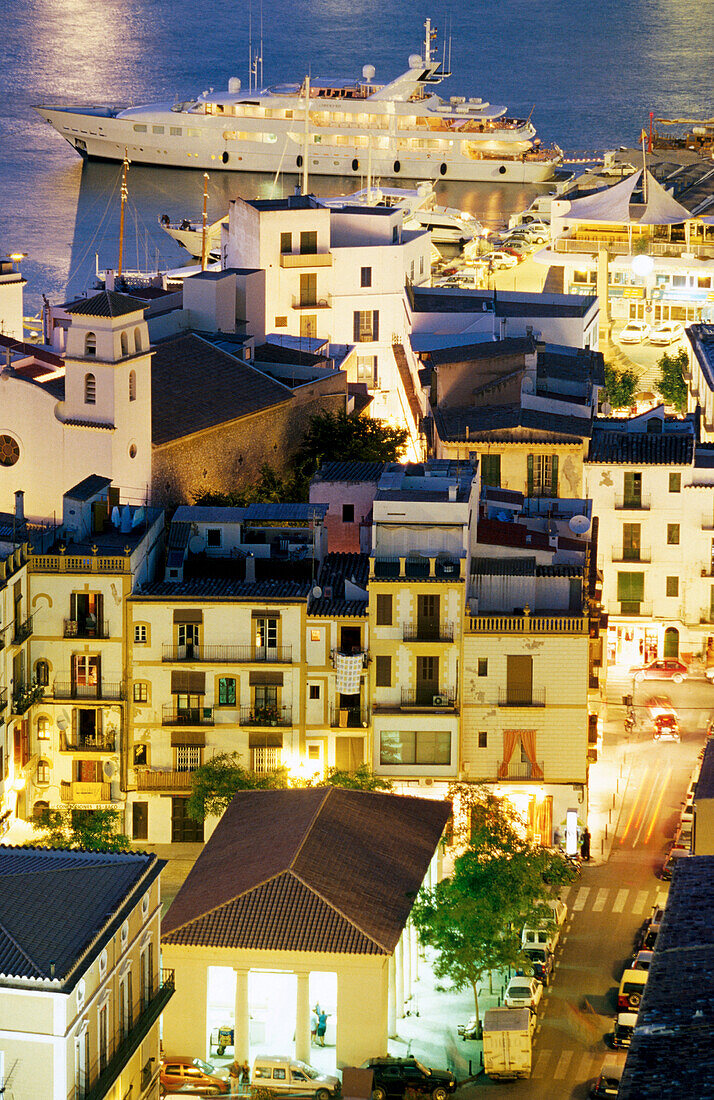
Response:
550,454,559,497
353,311,360,343
97,709,103,736
96,593,103,628
372,310,379,341
70,593,77,621
71,709,77,747
527,454,534,496
96,654,102,687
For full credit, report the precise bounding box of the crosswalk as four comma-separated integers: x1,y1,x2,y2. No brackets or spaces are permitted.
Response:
561,883,667,917
533,1047,611,1081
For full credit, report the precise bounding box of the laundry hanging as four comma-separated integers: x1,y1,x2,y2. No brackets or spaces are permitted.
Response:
334,652,363,695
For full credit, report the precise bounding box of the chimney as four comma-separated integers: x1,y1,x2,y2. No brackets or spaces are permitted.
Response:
14,490,25,524
245,553,255,583
448,484,457,502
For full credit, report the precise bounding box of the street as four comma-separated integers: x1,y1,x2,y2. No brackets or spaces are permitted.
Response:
462,673,712,1097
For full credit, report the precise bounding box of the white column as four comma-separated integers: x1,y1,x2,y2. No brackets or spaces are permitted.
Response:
233,968,250,1062
295,971,311,1063
403,927,412,1006
388,953,397,1037
395,937,404,1020
411,920,419,985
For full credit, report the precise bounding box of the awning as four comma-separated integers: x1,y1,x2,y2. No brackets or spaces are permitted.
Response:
171,730,207,747
171,670,206,693
173,609,203,623
249,671,283,686
248,731,283,749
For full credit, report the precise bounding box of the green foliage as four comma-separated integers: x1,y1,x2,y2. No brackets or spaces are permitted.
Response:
315,764,393,791
656,348,688,413
603,362,638,410
186,751,288,820
298,408,408,470
411,785,577,1023
193,463,309,507
32,808,131,852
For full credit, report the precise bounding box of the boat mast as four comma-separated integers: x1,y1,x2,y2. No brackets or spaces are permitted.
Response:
118,148,129,280
201,172,209,271
424,17,433,63
302,75,310,194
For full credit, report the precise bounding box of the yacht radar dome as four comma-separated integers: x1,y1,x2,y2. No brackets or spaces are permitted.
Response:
409,53,423,69
228,77,241,94
362,64,375,81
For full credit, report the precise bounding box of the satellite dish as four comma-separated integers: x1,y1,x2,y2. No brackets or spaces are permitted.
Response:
103,759,117,779
362,63,375,81
569,514,591,535
188,534,203,553
408,53,423,69
521,376,534,393
312,586,323,599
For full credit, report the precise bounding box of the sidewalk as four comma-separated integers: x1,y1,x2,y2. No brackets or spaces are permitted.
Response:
586,667,635,865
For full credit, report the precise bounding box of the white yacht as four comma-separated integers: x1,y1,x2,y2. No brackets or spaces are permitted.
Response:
35,21,561,184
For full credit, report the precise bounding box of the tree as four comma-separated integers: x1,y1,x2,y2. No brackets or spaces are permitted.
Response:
656,348,688,413
411,785,577,1027
186,751,289,821
298,409,408,470
32,807,131,852
603,362,638,410
314,764,392,791
193,463,309,507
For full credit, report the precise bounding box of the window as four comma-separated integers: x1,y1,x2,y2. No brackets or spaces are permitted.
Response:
134,624,147,644
478,731,488,748
133,744,147,766
480,454,501,488
375,655,392,687
84,372,96,403
253,746,282,773
310,629,321,642
353,309,379,342
206,528,222,547
36,759,50,785
133,123,147,133
176,745,201,771
669,472,681,492
129,369,136,401
121,332,128,356
380,730,451,765
342,503,355,523
0,435,20,467
617,571,644,613
356,355,377,386
527,453,558,497
132,802,148,840
35,660,49,686
275,315,288,327
309,684,320,700
152,124,164,134
85,332,97,357
300,230,317,254
133,682,148,703
254,684,278,711
667,523,680,545
37,716,51,740
218,677,236,706
376,594,393,625
360,266,372,287
623,471,642,507
477,658,488,677
622,522,641,561
280,232,292,254
666,576,679,597
255,616,278,651
170,126,182,136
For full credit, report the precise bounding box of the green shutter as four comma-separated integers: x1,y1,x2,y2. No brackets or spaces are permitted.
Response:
617,572,644,602
550,454,559,497
527,454,534,497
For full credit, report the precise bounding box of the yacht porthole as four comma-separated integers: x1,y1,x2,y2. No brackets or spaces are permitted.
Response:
393,160,401,173
296,155,303,168
222,152,229,164
352,158,359,171
499,166,507,175
440,162,447,175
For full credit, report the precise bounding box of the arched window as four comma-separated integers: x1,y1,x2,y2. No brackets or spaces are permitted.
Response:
663,626,680,658
85,332,97,357
84,373,96,404
121,332,129,357
134,327,142,353
35,660,49,687
129,369,136,401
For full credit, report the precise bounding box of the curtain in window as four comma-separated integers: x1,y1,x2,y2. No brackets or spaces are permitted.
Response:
520,729,543,779
498,728,519,778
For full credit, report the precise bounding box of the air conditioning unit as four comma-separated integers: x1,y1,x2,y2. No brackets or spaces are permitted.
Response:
432,694,448,707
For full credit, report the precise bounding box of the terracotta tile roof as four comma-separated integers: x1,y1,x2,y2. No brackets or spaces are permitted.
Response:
312,461,386,484
65,290,146,318
587,427,694,465
162,788,450,955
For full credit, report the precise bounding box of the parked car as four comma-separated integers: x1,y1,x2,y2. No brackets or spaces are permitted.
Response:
362,1057,457,1100
619,320,651,344
631,658,688,683
631,949,654,972
252,1057,340,1100
660,844,692,880
649,321,685,346
634,906,664,952
160,1057,230,1096
481,250,520,269
504,975,543,1010
589,1061,624,1097
611,1011,638,1049
508,225,548,244
517,945,555,985
502,241,534,257
618,968,647,1010
457,1015,482,1040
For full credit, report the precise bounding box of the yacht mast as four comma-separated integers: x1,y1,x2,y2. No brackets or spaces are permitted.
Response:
118,149,129,279
201,173,209,271
302,75,310,194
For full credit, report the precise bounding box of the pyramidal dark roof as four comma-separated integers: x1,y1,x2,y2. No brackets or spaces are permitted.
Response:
0,846,164,989
162,788,450,955
66,290,146,318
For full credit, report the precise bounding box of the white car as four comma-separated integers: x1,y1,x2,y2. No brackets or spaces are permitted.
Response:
649,321,685,345
619,320,651,344
504,975,543,1010
504,226,548,245
481,250,519,269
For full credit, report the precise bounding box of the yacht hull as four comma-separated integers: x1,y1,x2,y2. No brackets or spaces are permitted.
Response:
35,106,560,184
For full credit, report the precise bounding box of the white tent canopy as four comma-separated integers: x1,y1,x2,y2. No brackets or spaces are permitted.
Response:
560,170,693,226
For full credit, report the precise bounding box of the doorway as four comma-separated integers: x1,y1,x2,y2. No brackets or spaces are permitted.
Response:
663,627,679,658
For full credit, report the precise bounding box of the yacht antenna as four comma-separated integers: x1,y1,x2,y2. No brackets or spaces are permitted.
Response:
367,137,373,201
302,74,310,195
118,148,129,279
201,172,209,272
424,18,431,63
259,0,264,89
248,2,252,94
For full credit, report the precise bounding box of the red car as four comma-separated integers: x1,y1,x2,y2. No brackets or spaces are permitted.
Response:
632,659,688,684
160,1057,230,1095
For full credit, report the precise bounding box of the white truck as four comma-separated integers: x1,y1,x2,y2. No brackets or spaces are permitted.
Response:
482,1007,534,1080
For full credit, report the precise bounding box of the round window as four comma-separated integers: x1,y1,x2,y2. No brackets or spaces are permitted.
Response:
0,435,20,467
129,444,137,459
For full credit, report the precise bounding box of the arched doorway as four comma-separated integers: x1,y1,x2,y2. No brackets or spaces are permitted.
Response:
663,627,679,658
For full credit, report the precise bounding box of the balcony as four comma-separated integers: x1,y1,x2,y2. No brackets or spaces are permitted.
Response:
162,705,214,726
72,969,174,1100
60,734,116,753
10,681,44,716
611,547,651,563
60,781,111,803
239,705,292,727
496,761,545,780
403,622,455,643
399,688,457,710
162,644,292,663
498,687,546,707
12,614,33,645
330,705,370,728
330,648,368,668
467,614,588,635
64,618,110,639
279,251,333,268
53,681,124,701
136,769,193,791
615,495,651,511
0,689,6,713
615,602,653,618
291,294,332,310
372,555,463,581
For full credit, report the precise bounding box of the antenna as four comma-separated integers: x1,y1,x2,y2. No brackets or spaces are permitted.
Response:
259,0,264,89
248,1,252,94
